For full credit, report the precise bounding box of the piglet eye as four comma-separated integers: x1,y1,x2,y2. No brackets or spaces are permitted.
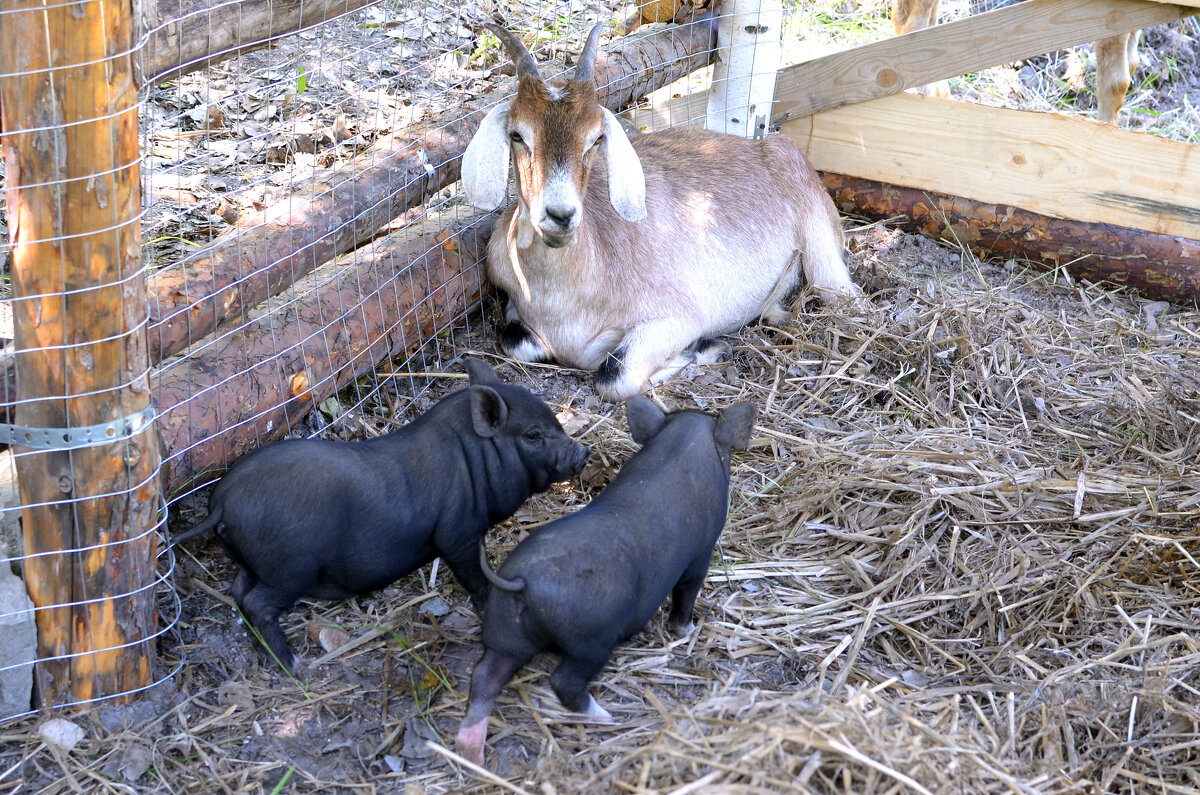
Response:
525,429,544,442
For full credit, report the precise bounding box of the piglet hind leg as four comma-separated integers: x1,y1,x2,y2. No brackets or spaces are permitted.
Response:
549,651,616,724
237,582,301,674
436,533,490,614
457,648,529,767
667,560,710,638
230,566,257,604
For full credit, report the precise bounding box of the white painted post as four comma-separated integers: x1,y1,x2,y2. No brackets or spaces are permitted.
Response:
706,0,784,138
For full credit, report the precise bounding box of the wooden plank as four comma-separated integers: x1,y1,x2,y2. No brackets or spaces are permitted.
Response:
774,0,1196,121
781,91,1200,241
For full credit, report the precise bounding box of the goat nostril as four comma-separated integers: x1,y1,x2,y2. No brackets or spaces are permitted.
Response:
545,207,575,227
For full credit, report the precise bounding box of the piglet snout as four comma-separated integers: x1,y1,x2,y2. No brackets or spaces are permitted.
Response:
570,444,591,475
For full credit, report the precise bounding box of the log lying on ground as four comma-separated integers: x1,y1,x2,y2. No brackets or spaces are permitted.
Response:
154,211,495,494
146,18,716,364
0,19,716,424
139,0,380,83
824,174,1200,303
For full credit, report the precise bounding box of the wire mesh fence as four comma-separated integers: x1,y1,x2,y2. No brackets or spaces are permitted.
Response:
0,0,747,718
0,0,169,719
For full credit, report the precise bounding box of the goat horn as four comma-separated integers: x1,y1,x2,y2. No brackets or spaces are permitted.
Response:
487,24,542,82
574,22,604,84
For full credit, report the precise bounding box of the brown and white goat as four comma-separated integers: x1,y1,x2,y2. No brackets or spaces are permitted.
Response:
462,24,859,402
891,0,1139,124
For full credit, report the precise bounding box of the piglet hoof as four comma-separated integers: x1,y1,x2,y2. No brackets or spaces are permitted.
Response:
455,719,488,768
581,694,615,725
668,619,696,639
285,655,307,677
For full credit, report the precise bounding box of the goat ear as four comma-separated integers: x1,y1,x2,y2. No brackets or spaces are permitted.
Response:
626,395,666,445
470,385,509,438
462,101,512,211
464,357,503,386
714,402,757,453
601,108,647,222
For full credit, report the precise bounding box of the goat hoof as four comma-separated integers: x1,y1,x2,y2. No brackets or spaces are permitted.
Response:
501,322,550,363
693,338,730,365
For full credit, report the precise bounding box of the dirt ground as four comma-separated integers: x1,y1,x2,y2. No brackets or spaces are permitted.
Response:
6,219,1199,792
1,1,1199,793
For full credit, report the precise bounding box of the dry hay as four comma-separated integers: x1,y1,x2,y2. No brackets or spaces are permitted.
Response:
2,223,1198,793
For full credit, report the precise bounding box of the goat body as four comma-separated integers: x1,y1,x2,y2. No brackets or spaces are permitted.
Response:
464,24,859,401
488,126,849,397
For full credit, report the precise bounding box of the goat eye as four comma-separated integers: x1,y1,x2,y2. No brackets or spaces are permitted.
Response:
509,131,524,144
590,135,604,149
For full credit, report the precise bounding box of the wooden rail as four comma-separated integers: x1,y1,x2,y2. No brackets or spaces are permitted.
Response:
782,92,1200,242
773,0,1196,121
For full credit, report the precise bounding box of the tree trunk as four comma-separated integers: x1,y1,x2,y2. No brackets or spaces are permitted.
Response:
823,174,1200,303
1,0,162,705
155,213,495,494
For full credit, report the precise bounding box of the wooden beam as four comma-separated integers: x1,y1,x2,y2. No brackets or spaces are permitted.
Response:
781,91,1200,242
774,0,1196,121
823,174,1200,303
1,0,161,705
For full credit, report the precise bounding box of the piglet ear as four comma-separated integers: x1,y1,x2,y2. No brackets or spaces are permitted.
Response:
470,385,509,438
715,402,757,452
626,395,666,445
464,357,503,386
462,101,512,211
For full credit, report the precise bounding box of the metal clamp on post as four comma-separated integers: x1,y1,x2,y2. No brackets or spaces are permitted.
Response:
0,405,157,451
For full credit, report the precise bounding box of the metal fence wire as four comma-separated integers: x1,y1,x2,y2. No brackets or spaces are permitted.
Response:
0,0,790,717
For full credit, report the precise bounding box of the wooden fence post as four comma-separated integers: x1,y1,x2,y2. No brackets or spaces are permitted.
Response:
0,0,163,704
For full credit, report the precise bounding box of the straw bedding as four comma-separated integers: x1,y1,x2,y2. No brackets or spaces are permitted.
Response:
2,221,1198,793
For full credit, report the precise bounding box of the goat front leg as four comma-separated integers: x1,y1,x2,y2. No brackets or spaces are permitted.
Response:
594,321,702,402
892,0,949,98
498,297,552,363
1095,31,1139,125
